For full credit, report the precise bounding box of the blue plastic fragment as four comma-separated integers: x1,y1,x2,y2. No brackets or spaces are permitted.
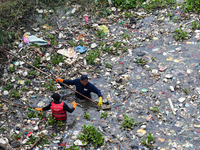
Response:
74,45,88,53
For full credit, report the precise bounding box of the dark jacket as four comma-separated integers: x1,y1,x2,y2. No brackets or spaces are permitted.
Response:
63,79,102,99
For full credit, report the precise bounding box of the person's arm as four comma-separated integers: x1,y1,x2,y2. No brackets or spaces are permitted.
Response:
63,79,78,85
42,103,51,111
63,103,75,113
90,84,102,97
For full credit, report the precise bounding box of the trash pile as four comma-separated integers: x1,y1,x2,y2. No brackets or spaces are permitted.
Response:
1,1,200,149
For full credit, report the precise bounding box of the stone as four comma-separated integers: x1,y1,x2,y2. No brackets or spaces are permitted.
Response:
74,139,86,146
140,125,146,129
165,74,173,79
178,97,186,103
91,43,97,48
155,100,161,106
169,86,174,92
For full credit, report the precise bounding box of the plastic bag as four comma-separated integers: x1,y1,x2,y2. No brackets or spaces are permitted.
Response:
98,25,109,34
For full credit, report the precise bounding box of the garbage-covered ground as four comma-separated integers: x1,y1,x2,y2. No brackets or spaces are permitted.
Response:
2,0,200,149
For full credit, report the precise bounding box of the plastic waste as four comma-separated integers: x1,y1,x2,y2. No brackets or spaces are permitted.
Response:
74,45,87,53
98,25,109,34
22,32,50,46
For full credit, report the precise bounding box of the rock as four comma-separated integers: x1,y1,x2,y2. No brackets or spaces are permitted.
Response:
165,74,173,79
178,97,186,103
0,138,8,145
74,139,86,146
169,86,174,92
33,126,38,131
140,125,146,129
163,78,168,82
41,130,48,135
155,100,161,106
3,91,8,95
91,43,97,48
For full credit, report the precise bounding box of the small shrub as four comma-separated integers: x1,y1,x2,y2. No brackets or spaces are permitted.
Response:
100,111,108,119
174,28,187,41
83,112,90,119
191,21,200,30
32,55,41,67
105,63,112,69
78,124,104,147
8,67,15,73
181,0,200,13
3,82,12,91
150,106,159,113
51,53,65,65
141,133,155,149
10,89,20,98
44,79,55,91
96,29,105,38
69,41,75,47
183,88,189,95
121,115,137,130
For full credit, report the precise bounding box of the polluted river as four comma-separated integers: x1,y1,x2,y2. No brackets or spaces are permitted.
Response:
1,0,200,149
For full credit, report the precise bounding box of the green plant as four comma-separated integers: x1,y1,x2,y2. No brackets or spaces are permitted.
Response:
51,53,65,65
80,41,85,47
191,21,200,30
135,58,147,67
47,114,56,125
96,29,105,38
28,70,39,77
145,0,176,12
69,40,75,47
44,79,55,91
26,135,38,145
125,12,131,18
181,0,200,13
32,55,41,67
99,41,104,46
46,34,56,39
78,124,104,147
99,8,112,17
172,16,178,22
122,46,127,52
105,63,112,69
85,49,100,65
10,89,20,98
111,0,145,10
148,67,152,71
100,112,108,119
62,145,79,150
0,127,6,132
3,82,12,91
0,28,3,46
151,57,156,62
14,133,21,140
174,28,187,41
8,66,15,73
25,80,31,85
141,133,155,149
21,87,27,92
150,106,159,113
83,112,90,119
57,120,63,127
122,31,131,39
121,115,137,130
183,88,189,95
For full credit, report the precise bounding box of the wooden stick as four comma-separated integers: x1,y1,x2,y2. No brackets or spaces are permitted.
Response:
29,137,42,150
1,48,98,105
0,98,30,109
168,98,176,115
